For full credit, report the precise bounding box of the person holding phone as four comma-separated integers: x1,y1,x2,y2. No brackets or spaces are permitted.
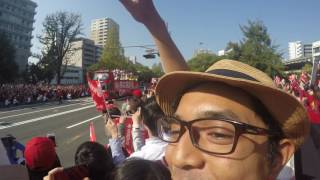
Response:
106,97,167,165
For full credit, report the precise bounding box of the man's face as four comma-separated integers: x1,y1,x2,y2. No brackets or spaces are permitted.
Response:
165,83,278,180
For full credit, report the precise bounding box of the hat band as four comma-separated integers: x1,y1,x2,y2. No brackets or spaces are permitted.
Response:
206,69,259,82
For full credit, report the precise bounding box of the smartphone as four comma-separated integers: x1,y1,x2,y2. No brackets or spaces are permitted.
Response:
54,164,89,179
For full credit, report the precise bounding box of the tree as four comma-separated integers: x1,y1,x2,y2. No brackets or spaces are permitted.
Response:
188,53,224,72
0,33,18,83
302,63,312,74
38,11,82,84
99,25,128,70
151,62,164,77
226,20,284,77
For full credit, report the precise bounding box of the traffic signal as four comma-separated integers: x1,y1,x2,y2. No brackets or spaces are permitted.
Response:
143,53,156,59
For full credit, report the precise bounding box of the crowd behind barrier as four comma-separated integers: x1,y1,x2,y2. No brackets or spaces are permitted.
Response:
0,90,171,180
0,84,90,108
274,72,320,124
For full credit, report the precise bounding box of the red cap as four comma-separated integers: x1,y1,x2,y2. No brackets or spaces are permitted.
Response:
24,137,57,171
132,89,142,98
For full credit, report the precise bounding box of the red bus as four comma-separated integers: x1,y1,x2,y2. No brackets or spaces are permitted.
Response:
92,70,139,99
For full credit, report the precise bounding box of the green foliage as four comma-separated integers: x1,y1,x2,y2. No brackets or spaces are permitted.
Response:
23,53,56,84
151,62,164,77
188,53,225,72
0,33,18,83
302,63,312,74
226,20,284,77
38,11,82,84
99,24,127,70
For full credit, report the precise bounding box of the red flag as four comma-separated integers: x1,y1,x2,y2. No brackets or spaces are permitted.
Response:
87,74,107,112
89,121,96,142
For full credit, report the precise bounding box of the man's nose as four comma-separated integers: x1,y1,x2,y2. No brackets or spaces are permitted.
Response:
170,131,205,169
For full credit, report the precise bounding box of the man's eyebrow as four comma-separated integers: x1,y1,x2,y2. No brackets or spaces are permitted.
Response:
174,110,241,121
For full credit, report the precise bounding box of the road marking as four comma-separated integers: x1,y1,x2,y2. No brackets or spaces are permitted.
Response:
0,104,96,130
0,98,92,115
0,103,51,114
66,115,102,129
0,102,93,120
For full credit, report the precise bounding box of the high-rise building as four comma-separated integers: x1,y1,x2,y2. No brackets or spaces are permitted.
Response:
313,41,320,58
90,17,119,47
0,0,37,72
288,41,313,60
303,44,313,57
51,38,103,84
70,38,102,69
288,41,303,60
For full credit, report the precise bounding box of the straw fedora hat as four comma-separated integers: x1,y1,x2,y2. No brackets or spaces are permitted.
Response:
155,59,309,148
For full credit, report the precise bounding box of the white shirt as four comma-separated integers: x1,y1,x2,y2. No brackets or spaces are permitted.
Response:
277,156,295,180
129,137,167,161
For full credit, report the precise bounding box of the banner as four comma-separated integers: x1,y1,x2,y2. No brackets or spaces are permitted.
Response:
87,74,107,112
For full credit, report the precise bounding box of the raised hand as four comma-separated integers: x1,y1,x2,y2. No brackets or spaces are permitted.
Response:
119,0,160,25
132,107,142,127
105,117,118,139
119,0,189,73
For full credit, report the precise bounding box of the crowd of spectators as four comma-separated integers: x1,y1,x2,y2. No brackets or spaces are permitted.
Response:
0,84,90,108
112,69,137,81
274,72,320,124
0,91,171,180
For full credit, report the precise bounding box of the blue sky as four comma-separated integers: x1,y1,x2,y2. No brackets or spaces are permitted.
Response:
31,0,320,67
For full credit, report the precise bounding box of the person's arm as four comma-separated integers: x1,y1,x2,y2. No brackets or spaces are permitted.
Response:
131,108,144,151
109,138,126,165
105,117,126,164
119,0,189,73
118,115,127,137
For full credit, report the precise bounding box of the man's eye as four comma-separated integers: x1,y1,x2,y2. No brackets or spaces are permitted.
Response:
206,130,234,145
209,132,233,139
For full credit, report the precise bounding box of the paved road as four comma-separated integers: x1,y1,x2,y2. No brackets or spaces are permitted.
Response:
0,97,117,167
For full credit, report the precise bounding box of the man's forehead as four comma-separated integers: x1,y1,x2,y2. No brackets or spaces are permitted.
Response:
174,109,241,122
174,82,260,124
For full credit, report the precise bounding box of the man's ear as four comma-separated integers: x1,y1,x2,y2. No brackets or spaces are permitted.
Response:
269,139,295,179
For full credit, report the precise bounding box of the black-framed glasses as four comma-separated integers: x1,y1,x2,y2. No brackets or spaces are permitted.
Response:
157,116,281,155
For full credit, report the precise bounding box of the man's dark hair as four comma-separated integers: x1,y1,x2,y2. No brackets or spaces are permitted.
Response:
140,97,164,136
250,96,283,166
74,141,114,180
112,158,171,180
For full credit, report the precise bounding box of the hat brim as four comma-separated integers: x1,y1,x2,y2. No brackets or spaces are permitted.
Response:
155,71,309,148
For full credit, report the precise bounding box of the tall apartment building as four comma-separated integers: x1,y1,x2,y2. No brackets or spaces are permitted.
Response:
0,0,37,72
313,41,320,58
53,38,102,84
288,41,303,60
288,41,313,60
303,44,313,57
90,17,119,47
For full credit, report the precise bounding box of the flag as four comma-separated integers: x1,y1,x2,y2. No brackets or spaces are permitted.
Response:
87,73,107,112
89,121,96,142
